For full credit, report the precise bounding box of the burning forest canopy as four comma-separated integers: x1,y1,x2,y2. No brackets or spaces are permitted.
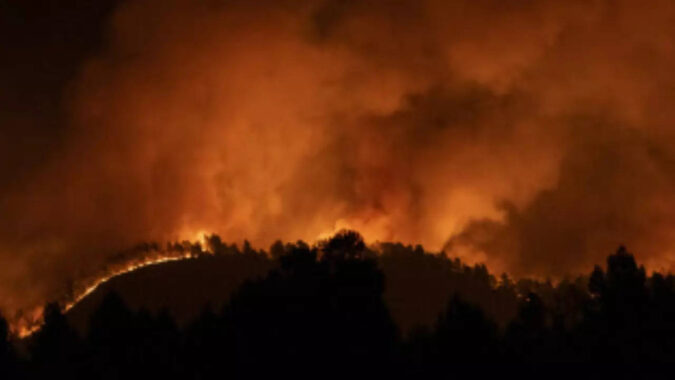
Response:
2,0,675,334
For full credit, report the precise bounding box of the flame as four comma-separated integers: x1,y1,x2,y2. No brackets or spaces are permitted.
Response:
186,229,210,250
316,220,355,241
13,225,352,338
14,244,211,338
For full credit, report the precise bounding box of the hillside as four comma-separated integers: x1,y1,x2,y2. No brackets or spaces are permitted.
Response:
9,234,672,376
65,241,523,335
66,252,274,334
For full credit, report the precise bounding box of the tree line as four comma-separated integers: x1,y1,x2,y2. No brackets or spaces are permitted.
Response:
2,231,675,378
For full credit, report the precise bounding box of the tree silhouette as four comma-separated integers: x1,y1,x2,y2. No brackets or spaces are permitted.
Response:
0,314,18,379
582,246,650,362
434,295,498,361
505,293,553,362
29,302,82,377
225,233,398,377
5,239,675,378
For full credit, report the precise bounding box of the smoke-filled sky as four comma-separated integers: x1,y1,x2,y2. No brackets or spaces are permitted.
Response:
2,0,675,317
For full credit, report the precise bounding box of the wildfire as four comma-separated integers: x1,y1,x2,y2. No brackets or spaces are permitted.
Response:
13,226,321,338
13,242,211,338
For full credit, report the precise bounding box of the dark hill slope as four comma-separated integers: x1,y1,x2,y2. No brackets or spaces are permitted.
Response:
66,252,273,334
66,245,522,334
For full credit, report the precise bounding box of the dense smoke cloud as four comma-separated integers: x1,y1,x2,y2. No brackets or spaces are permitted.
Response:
2,0,675,317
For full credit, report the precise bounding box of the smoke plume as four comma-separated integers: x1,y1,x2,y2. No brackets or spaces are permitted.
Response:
2,0,675,320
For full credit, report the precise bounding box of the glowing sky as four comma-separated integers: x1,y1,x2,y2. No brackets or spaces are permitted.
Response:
2,0,675,323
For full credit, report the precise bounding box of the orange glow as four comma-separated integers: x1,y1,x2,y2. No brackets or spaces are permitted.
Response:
4,0,675,336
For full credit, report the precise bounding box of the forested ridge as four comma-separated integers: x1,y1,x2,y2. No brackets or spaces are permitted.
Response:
1,231,674,378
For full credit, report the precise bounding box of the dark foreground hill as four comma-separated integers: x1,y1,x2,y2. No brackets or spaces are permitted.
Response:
66,252,274,334
3,231,675,379
67,238,522,336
